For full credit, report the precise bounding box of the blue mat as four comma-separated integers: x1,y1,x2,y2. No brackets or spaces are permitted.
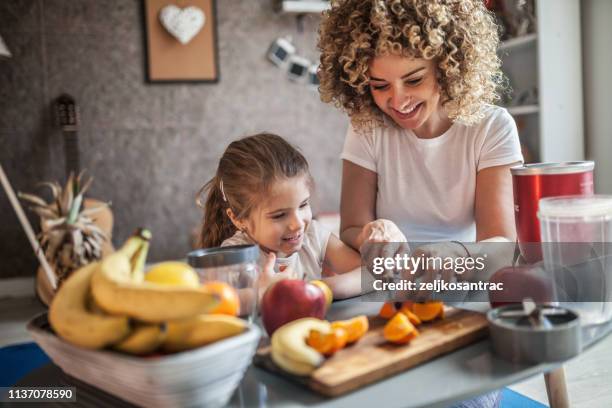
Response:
0,342,51,386
1,343,547,407
500,387,547,408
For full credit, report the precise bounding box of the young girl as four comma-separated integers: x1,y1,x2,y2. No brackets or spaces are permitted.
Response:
198,133,363,300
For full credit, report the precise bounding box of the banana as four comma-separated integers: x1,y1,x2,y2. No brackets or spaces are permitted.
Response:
91,230,220,323
49,263,131,349
113,323,167,355
270,318,331,376
163,314,247,352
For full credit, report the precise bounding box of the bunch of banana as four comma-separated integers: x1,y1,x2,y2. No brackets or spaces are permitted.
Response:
49,229,247,355
270,318,332,376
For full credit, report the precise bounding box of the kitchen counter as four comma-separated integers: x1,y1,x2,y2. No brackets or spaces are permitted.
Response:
11,297,612,407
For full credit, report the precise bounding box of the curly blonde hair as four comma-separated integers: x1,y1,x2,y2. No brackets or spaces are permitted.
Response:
318,0,504,130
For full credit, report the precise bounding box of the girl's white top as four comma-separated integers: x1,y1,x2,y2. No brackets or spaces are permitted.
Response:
341,105,523,242
221,219,331,280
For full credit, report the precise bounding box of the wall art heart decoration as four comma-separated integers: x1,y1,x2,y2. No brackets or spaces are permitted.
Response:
159,5,205,45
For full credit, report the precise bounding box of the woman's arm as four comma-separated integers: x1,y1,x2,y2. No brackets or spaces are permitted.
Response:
475,162,521,241
340,160,377,250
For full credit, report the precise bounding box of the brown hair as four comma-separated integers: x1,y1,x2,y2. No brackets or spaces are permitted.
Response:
197,133,312,248
318,0,503,130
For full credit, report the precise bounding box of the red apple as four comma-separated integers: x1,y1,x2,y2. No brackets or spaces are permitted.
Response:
489,264,553,308
260,279,327,336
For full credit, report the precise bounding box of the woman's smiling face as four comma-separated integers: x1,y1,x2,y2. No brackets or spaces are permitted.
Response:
368,54,445,136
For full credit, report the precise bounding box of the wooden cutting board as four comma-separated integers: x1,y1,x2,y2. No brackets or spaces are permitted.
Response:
254,307,488,397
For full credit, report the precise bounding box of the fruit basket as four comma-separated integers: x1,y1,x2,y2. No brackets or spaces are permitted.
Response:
28,313,261,408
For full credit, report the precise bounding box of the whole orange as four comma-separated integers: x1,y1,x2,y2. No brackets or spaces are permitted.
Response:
201,281,240,316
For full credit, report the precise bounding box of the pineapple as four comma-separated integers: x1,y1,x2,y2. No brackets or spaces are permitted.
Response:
19,172,110,285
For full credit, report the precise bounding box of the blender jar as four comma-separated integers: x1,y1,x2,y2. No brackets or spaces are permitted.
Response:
187,245,260,322
538,195,612,325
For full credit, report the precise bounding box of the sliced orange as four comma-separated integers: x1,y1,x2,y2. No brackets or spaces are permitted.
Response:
383,313,418,344
201,281,240,316
399,303,422,326
329,327,349,354
391,328,420,345
307,329,334,355
378,302,397,319
412,301,444,322
307,327,349,356
331,315,369,344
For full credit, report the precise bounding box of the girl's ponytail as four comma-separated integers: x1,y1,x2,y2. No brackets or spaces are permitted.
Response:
198,175,236,248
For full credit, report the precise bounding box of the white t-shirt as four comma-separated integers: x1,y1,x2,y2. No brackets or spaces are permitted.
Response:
341,105,523,242
221,219,331,281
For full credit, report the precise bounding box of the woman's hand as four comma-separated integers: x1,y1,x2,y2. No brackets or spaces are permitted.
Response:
358,219,410,280
357,219,408,247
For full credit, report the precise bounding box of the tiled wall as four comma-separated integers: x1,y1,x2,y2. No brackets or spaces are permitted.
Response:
0,0,347,278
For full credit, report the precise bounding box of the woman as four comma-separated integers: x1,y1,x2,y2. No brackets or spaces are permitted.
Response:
318,1,523,406
318,0,522,251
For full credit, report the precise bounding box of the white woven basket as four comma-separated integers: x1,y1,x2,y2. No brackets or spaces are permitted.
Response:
28,313,261,408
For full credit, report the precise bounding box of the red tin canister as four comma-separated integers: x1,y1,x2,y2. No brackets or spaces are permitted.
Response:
511,161,595,262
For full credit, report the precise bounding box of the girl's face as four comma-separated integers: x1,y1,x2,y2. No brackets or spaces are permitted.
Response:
368,54,446,136
245,175,312,256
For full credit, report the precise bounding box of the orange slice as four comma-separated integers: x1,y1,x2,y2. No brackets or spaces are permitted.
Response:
307,326,350,356
383,312,419,344
378,302,398,319
412,301,444,322
331,315,369,344
307,329,334,355
399,303,422,326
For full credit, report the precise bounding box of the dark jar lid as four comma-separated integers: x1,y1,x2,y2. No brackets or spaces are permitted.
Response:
510,161,594,176
187,245,259,268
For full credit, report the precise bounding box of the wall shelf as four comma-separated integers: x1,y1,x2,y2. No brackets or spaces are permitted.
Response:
499,33,537,52
277,1,330,13
499,0,583,163
506,105,539,116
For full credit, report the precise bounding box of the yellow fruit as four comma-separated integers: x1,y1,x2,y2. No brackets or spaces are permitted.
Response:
271,318,331,376
145,262,200,288
310,280,333,308
91,237,219,323
49,263,131,349
113,323,167,355
163,314,247,352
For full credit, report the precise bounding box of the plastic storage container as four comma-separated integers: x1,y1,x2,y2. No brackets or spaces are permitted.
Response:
538,195,612,325
187,245,260,322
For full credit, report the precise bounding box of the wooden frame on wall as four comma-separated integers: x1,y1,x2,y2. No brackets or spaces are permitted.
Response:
142,0,219,83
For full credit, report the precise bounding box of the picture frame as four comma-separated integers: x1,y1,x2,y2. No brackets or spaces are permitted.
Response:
142,0,219,83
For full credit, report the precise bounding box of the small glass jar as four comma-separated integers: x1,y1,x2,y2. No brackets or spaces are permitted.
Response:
187,245,260,322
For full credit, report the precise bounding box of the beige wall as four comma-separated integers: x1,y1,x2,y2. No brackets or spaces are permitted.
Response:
0,0,347,278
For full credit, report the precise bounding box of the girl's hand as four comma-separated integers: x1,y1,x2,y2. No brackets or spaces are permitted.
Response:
257,252,292,301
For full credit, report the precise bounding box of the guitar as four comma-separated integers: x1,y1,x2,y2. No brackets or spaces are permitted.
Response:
36,95,115,305
54,93,114,250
